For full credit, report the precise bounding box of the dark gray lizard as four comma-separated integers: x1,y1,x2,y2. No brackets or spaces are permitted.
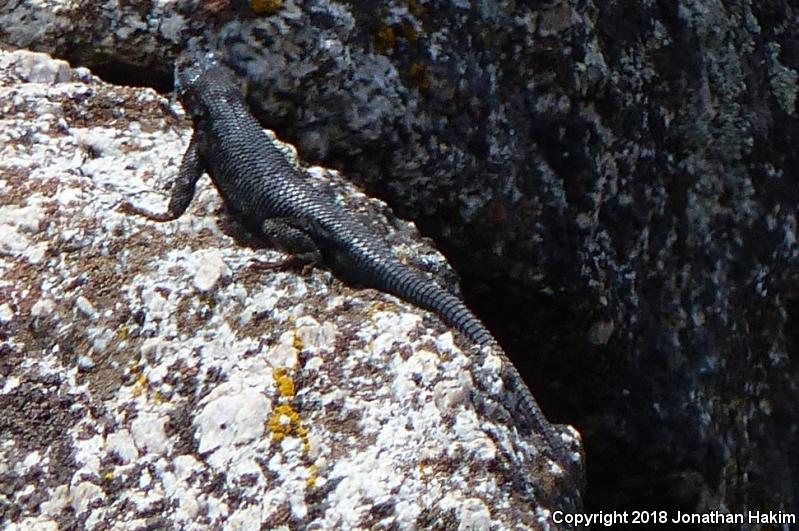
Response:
123,50,571,464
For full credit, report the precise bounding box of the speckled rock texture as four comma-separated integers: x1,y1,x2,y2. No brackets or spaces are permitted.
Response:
3,0,799,520
0,50,582,529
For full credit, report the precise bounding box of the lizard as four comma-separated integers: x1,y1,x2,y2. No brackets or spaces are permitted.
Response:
122,49,573,469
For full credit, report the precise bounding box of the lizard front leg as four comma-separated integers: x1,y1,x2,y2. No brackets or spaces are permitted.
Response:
120,133,203,221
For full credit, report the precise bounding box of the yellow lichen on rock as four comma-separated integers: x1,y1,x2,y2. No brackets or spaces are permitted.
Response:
273,366,296,398
266,367,310,453
410,62,429,91
292,332,303,352
250,0,282,15
306,464,318,487
375,26,396,53
267,403,302,443
131,372,148,398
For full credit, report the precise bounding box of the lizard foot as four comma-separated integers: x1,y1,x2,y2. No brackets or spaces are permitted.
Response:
118,200,176,222
248,255,317,275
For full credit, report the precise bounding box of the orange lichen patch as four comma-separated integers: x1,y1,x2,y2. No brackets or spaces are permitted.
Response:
410,62,429,91
250,0,282,15
273,367,296,398
375,26,396,53
116,323,129,341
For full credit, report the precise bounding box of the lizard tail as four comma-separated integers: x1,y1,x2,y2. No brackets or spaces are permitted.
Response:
369,262,573,472
375,261,572,471
379,263,556,436
379,265,496,347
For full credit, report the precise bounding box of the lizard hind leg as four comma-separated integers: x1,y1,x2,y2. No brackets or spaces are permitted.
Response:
258,218,324,271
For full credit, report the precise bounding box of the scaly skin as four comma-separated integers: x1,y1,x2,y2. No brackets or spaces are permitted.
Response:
124,51,572,470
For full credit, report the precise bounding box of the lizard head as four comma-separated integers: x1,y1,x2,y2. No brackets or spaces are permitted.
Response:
173,48,246,121
174,49,222,94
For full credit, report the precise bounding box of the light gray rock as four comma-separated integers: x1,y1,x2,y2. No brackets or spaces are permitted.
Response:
0,50,581,530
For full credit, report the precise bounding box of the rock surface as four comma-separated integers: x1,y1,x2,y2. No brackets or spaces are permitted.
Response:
3,0,799,519
0,50,581,529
